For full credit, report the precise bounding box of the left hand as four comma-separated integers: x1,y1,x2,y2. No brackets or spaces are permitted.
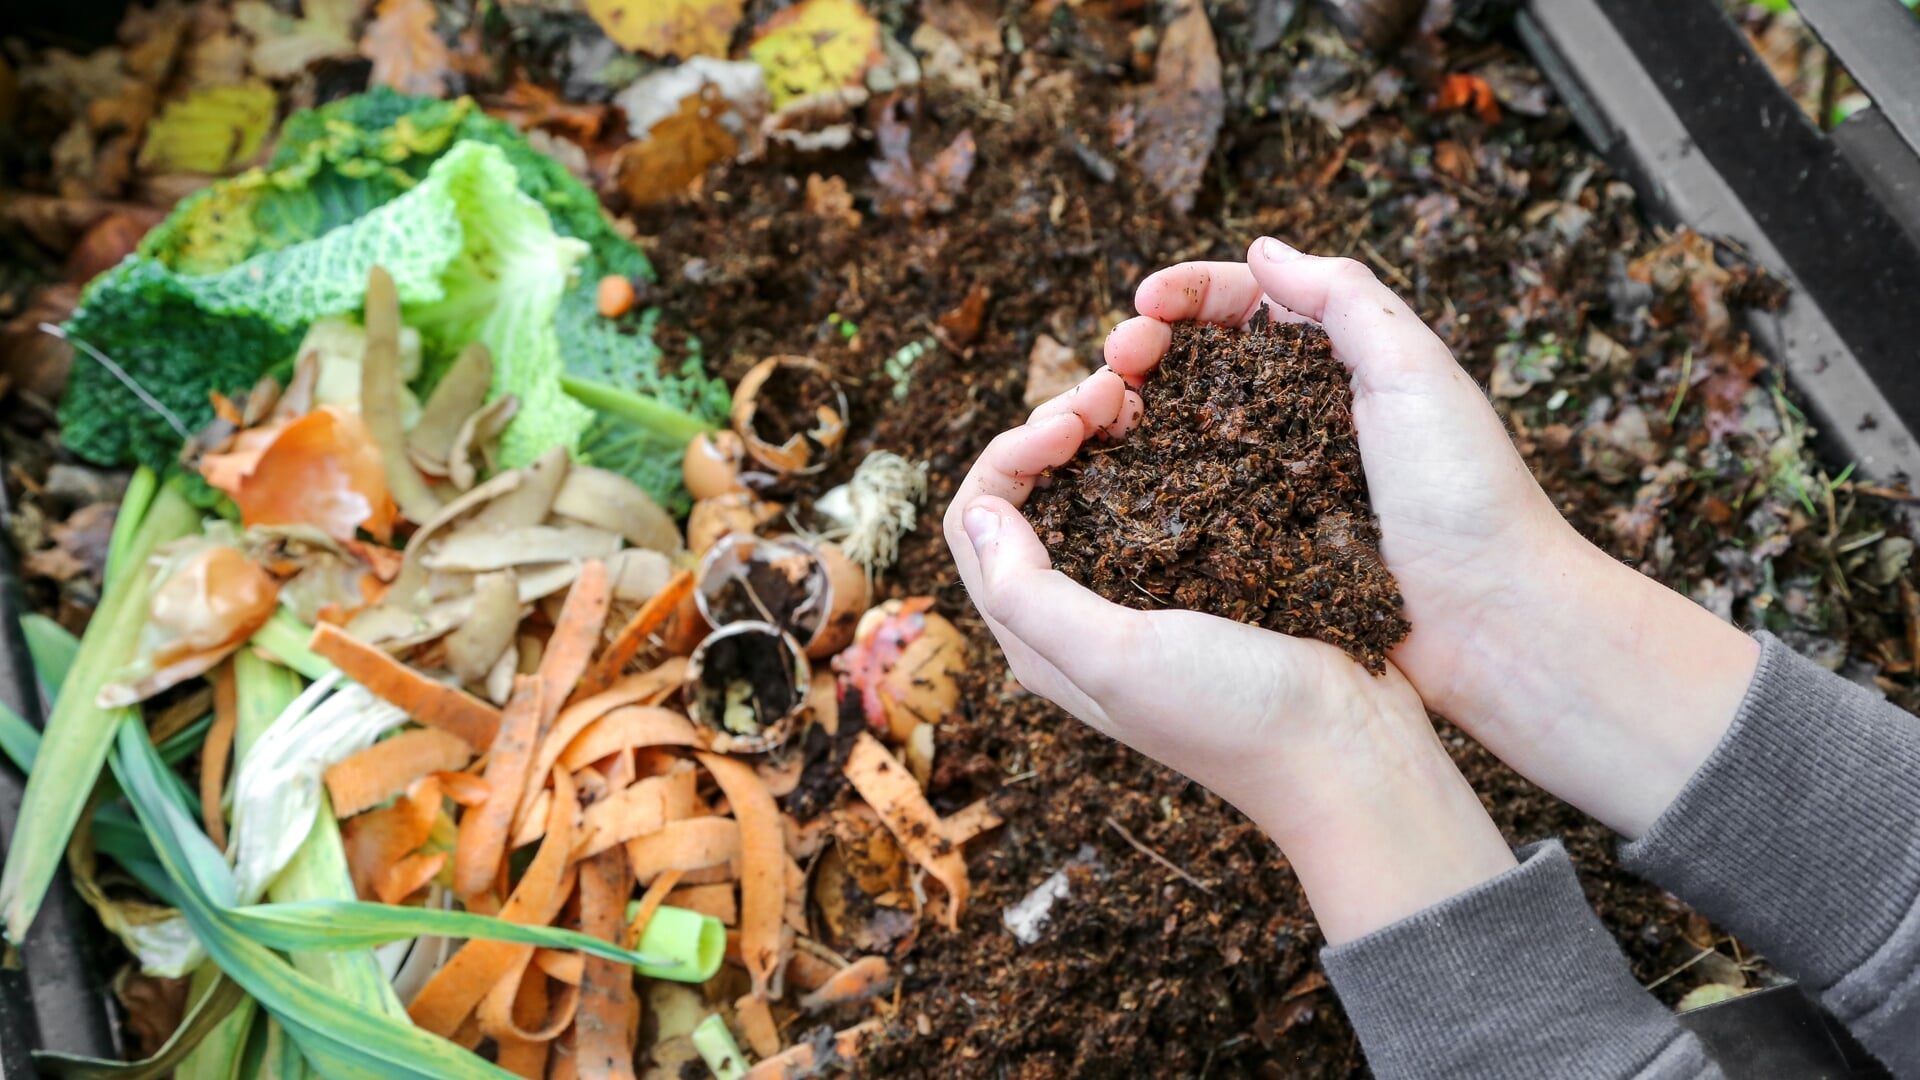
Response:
943,370,1516,942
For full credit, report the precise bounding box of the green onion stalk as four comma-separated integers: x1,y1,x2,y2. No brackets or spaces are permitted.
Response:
0,475,200,941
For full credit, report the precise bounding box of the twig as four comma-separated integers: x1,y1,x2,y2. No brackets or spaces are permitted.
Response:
1644,945,1717,991
1103,816,1212,893
1358,239,1413,291
1847,483,1920,503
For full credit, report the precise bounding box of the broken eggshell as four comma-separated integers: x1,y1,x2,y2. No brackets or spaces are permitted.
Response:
730,355,849,477
684,620,811,754
832,597,966,744
682,430,750,501
686,492,783,556
694,534,869,660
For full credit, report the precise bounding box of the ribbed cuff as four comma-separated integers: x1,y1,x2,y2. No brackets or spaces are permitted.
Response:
1620,632,1920,990
1322,842,1697,1080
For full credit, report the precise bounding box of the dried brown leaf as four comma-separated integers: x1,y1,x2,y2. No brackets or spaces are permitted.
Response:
1135,0,1222,215
360,0,450,97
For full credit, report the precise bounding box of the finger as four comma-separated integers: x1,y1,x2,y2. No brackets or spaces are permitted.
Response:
1106,388,1144,439
956,497,1130,717
1026,367,1129,435
946,413,1084,526
1134,262,1270,326
1102,316,1172,386
1245,237,1458,385
942,412,1088,640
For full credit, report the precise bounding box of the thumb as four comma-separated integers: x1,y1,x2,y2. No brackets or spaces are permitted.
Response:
1245,236,1455,384
960,497,1130,677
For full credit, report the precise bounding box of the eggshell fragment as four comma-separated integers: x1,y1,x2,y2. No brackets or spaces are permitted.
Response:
730,355,849,476
686,493,782,556
683,431,750,501
684,621,810,753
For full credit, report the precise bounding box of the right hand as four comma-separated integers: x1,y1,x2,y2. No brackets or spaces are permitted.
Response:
1106,237,1758,837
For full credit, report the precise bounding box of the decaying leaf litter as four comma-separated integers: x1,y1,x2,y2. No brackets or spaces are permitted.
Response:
4,0,1920,1075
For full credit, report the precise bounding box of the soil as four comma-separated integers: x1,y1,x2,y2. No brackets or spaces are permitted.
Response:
8,1,1919,1076
612,15,1919,1072
1025,316,1409,673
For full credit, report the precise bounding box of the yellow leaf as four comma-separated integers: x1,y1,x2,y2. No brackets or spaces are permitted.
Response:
586,0,745,59
136,81,277,175
749,0,882,109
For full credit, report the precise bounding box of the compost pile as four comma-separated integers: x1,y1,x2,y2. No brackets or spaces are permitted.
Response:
1028,317,1409,672
5,0,1920,1077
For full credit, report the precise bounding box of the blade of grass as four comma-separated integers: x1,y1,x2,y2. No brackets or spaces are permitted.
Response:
228,900,677,969
234,648,407,1019
34,969,247,1079
113,719,517,1080
1,478,200,940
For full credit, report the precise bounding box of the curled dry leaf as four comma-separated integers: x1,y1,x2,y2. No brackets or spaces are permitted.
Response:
99,542,280,707
608,59,767,206
1135,0,1223,215
870,98,976,220
611,87,740,207
360,0,450,97
804,174,861,229
201,405,398,543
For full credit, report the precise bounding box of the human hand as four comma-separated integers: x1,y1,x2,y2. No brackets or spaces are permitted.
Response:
1106,237,1759,837
943,369,1516,942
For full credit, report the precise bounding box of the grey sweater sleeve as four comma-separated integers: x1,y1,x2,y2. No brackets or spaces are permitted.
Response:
1321,841,1719,1079
1620,631,1920,1075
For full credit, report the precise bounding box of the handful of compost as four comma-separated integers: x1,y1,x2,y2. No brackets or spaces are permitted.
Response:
1026,314,1410,672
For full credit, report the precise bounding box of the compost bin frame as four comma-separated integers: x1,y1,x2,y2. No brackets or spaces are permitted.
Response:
3,0,1920,1074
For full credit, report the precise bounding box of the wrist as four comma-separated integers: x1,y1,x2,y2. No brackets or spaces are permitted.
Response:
1247,686,1518,945
1431,523,1759,837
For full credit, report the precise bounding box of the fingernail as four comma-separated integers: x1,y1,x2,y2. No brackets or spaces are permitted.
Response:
964,505,1000,551
1258,236,1299,262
